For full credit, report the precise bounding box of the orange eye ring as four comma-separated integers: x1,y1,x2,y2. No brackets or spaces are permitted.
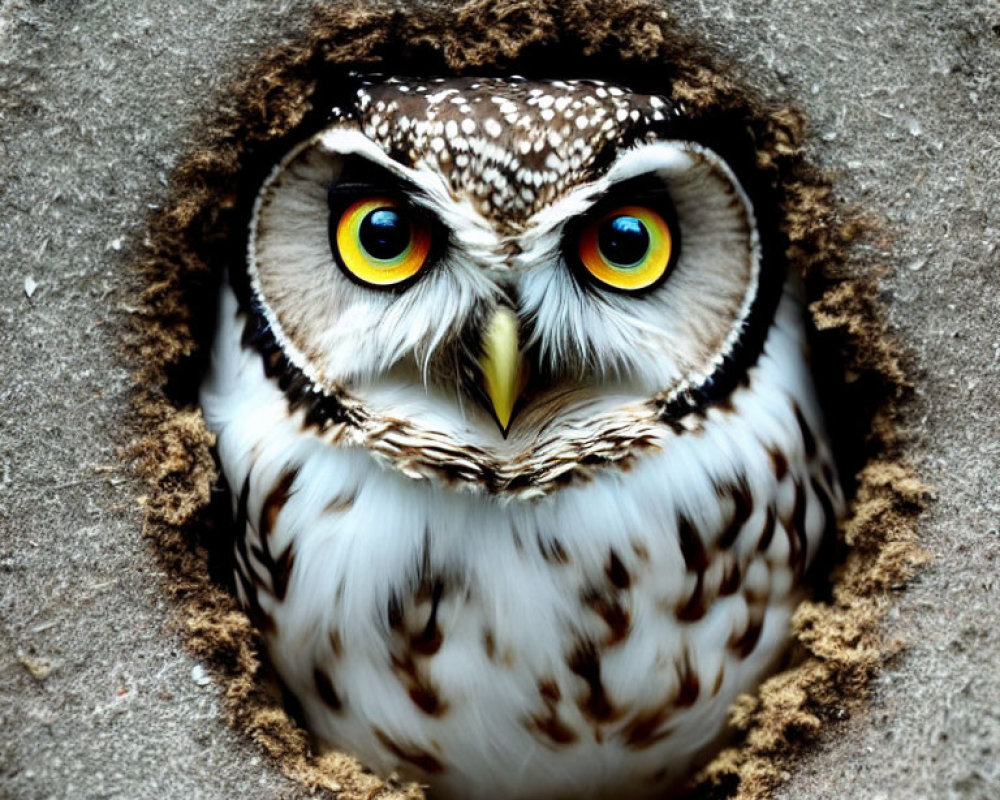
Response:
577,205,675,292
332,197,434,287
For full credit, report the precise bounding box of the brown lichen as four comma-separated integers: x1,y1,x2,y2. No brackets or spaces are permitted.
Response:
127,1,926,798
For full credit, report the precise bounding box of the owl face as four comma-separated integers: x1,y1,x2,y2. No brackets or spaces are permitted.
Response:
243,76,768,477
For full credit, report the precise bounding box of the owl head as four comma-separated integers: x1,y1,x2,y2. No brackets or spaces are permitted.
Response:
234,74,783,490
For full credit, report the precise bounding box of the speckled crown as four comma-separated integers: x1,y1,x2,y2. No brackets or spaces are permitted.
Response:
344,76,677,222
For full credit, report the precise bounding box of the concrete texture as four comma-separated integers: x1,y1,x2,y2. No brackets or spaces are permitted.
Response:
0,1,997,799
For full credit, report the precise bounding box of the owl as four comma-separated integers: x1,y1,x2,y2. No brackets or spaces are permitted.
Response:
199,74,844,800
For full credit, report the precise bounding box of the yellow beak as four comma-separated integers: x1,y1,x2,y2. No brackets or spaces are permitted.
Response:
479,307,526,437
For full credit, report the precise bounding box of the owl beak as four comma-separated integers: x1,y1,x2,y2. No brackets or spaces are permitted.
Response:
479,307,526,437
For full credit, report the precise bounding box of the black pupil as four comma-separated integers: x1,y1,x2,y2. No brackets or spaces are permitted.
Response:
359,208,411,260
597,215,649,266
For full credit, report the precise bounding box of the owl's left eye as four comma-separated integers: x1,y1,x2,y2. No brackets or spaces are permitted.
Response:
576,205,676,293
331,196,434,287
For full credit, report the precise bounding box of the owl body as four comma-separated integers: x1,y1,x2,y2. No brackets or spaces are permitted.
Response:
200,77,843,799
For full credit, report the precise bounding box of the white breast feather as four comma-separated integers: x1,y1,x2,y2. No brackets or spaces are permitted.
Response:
201,277,842,800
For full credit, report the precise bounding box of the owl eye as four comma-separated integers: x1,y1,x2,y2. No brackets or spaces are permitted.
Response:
577,205,676,292
331,196,434,287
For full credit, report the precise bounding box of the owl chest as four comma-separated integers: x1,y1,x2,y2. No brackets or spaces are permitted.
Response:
229,433,829,797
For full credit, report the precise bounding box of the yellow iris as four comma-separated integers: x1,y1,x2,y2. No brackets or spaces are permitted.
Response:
334,197,433,287
577,205,674,292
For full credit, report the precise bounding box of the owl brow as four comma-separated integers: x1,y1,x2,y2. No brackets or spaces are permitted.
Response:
327,181,410,203
588,174,675,211
325,156,438,210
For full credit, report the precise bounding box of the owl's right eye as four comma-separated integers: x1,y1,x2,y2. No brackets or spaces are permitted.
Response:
576,204,676,293
330,196,434,288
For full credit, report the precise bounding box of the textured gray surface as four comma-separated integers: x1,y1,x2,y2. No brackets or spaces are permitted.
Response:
0,1,997,799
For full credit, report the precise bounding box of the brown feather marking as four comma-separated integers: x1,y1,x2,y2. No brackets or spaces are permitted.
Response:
528,712,578,746
793,480,810,561
675,570,707,622
538,679,561,703
389,578,449,717
238,469,300,603
758,504,777,552
387,592,404,631
783,481,809,577
526,678,577,746
621,704,677,751
323,491,356,514
483,629,496,661
716,478,754,549
631,540,650,563
606,550,632,589
411,579,444,656
390,648,450,717
538,534,570,565
768,447,789,481
268,543,294,602
583,588,632,646
711,663,726,697
408,684,447,717
672,511,715,623
528,709,579,746
793,402,817,458
233,562,275,634
373,728,444,774
568,641,621,723
233,474,256,582
674,653,700,708
730,605,765,659
677,515,709,573
621,653,699,749
719,559,742,596
313,667,342,711
259,469,298,538
233,473,275,634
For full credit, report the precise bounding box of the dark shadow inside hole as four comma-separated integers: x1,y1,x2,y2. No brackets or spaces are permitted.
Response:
203,466,239,592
